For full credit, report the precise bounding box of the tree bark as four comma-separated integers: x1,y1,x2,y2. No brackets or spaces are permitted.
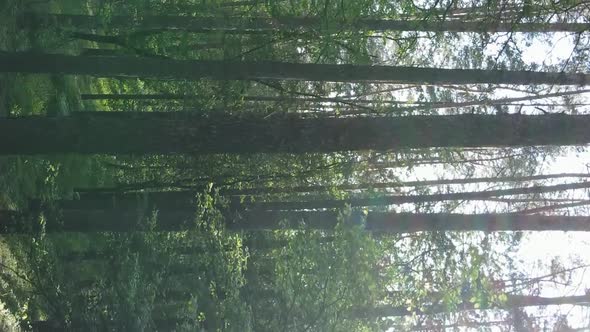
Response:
32,292,589,331
67,180,590,210
74,172,590,196
362,293,590,318
227,172,590,195
3,208,590,233
511,200,590,214
80,89,590,111
1,52,589,85
2,113,590,155
20,13,590,33
251,181,590,210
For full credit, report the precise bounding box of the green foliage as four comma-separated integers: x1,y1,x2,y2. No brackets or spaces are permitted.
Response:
2,0,587,330
244,211,383,331
0,191,251,331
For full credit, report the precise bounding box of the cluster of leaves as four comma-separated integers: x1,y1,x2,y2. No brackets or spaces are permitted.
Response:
243,210,385,331
0,191,250,331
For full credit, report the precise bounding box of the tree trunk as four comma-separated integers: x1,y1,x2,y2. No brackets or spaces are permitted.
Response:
20,13,590,33
226,172,590,195
363,293,590,318
74,172,590,196
367,153,526,169
80,89,590,111
251,181,590,210
3,208,590,233
158,292,590,322
1,52,589,85
511,200,590,214
67,180,590,210
32,292,589,331
81,93,190,100
2,113,590,155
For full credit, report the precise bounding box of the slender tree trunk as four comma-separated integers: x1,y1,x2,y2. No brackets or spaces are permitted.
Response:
251,181,590,210
80,89,590,110
3,208,590,233
79,48,131,57
362,293,590,318
387,320,511,332
227,172,590,195
19,13,590,33
81,93,190,100
157,292,590,321
367,153,526,169
501,264,590,292
218,0,265,7
416,2,583,20
487,197,580,203
67,180,590,211
32,291,588,331
2,113,590,155
0,208,194,233
70,31,127,46
511,200,590,214
2,52,589,85
74,172,590,196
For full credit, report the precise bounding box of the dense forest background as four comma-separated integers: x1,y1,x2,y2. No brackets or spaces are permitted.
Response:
1,0,590,331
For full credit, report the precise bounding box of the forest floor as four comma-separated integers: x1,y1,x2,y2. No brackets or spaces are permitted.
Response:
0,239,21,331
0,0,111,329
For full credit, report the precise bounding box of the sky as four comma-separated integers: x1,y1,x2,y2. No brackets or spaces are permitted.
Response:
384,28,590,330
488,30,590,306
515,153,590,331
486,31,590,329
476,31,590,330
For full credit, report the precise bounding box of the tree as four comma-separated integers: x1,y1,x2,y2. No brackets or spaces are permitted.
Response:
76,172,590,196
3,113,590,155
250,181,590,210
359,293,590,318
80,88,590,111
3,207,590,233
2,52,589,85
62,180,590,210
21,13,590,33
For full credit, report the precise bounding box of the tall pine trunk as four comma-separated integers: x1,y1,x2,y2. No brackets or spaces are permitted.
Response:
252,181,590,210
360,293,590,318
221,173,590,195
3,208,590,233
75,172,590,196
64,181,590,210
2,113,590,155
80,89,590,110
1,52,589,85
20,13,590,33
